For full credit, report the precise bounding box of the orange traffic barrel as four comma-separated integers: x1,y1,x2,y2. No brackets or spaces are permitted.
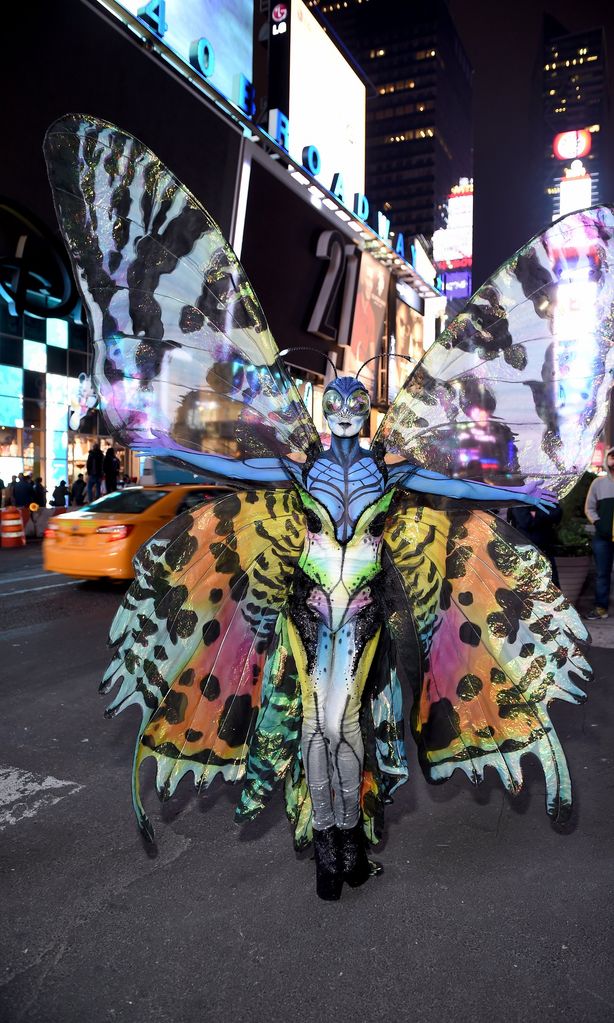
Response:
0,507,27,548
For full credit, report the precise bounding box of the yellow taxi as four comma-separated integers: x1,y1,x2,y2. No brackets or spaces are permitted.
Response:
43,484,234,580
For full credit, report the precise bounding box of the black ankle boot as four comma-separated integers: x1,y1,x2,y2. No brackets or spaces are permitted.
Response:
338,822,380,888
312,826,343,901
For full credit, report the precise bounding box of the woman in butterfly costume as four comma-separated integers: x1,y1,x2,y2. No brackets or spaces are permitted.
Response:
45,115,614,900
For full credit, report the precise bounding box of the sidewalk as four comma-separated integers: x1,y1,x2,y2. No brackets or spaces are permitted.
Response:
576,564,614,650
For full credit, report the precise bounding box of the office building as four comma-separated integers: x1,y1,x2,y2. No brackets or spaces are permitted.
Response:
308,0,473,245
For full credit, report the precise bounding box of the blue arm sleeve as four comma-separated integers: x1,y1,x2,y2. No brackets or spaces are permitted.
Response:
396,466,531,505
139,448,292,484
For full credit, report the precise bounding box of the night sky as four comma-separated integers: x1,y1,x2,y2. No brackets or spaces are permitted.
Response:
446,0,614,285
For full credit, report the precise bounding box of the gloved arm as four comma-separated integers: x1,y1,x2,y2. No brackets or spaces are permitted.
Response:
402,468,557,511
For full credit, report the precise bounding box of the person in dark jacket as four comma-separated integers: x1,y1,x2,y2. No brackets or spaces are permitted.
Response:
51,480,69,508
32,477,46,507
70,473,87,506
103,446,120,494
508,503,563,587
13,473,34,508
86,443,104,502
584,447,614,619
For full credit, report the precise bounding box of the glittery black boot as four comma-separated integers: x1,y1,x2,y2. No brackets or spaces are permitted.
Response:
312,826,343,901
339,822,380,888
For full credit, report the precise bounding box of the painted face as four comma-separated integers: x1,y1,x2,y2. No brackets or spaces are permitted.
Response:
322,384,370,437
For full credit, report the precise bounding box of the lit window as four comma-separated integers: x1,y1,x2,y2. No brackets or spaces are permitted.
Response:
0,366,23,428
23,339,47,373
46,318,68,349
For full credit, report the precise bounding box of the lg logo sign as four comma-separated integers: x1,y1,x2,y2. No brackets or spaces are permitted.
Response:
272,4,288,35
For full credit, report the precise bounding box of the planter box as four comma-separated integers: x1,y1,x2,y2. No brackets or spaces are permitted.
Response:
554,555,592,605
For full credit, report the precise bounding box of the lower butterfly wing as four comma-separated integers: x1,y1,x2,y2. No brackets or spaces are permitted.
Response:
102,488,305,838
374,206,614,497
383,496,591,823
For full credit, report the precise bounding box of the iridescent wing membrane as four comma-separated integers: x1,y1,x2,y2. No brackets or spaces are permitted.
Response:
44,114,321,466
376,207,614,496
101,488,306,839
384,495,591,822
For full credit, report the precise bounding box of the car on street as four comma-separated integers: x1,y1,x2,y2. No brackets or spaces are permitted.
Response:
43,484,235,580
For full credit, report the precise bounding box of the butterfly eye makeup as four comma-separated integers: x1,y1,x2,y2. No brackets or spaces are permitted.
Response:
322,390,370,419
322,392,344,417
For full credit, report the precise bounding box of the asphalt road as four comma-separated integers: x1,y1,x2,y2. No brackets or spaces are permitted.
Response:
1,545,613,1023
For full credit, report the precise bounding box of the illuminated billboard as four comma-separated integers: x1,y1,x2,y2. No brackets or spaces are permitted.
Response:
344,252,389,398
103,1,254,112
388,298,424,401
439,269,472,301
288,0,366,199
433,178,473,269
553,129,592,161
558,160,593,218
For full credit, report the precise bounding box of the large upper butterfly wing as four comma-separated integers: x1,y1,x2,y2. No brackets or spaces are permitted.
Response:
375,206,614,497
44,113,321,467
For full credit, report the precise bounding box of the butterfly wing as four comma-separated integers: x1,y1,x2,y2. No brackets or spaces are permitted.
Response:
383,497,591,823
101,488,305,839
375,206,614,496
44,113,321,466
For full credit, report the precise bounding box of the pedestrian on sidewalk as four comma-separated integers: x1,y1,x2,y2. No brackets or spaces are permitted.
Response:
32,477,46,507
584,447,614,620
51,480,69,508
508,504,563,587
86,442,104,502
3,475,17,506
103,445,120,494
70,473,86,506
13,473,34,508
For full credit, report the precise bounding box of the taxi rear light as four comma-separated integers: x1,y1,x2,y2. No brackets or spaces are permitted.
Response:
43,526,58,538
95,524,134,541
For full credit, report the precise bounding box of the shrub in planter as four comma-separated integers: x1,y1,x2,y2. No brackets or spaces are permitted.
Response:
553,472,594,604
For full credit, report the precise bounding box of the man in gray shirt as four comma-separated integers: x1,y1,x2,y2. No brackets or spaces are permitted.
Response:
584,447,614,619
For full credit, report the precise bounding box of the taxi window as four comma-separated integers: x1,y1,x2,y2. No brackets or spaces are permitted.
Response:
84,489,170,514
175,489,232,514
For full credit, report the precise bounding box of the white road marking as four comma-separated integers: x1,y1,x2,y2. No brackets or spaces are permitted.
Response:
0,766,83,829
0,572,52,585
0,580,83,597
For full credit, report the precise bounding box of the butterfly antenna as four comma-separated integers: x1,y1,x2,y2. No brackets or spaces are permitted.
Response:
278,347,339,378
356,352,416,380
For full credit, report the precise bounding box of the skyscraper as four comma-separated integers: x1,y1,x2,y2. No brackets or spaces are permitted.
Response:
541,19,608,222
308,0,473,245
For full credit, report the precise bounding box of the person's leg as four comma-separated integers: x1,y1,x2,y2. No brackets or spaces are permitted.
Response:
323,618,382,887
287,616,341,900
288,618,335,831
87,477,94,503
593,535,613,610
323,621,381,830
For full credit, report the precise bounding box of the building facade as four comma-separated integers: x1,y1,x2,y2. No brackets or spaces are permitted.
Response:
308,0,473,245
541,20,608,222
0,0,444,492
